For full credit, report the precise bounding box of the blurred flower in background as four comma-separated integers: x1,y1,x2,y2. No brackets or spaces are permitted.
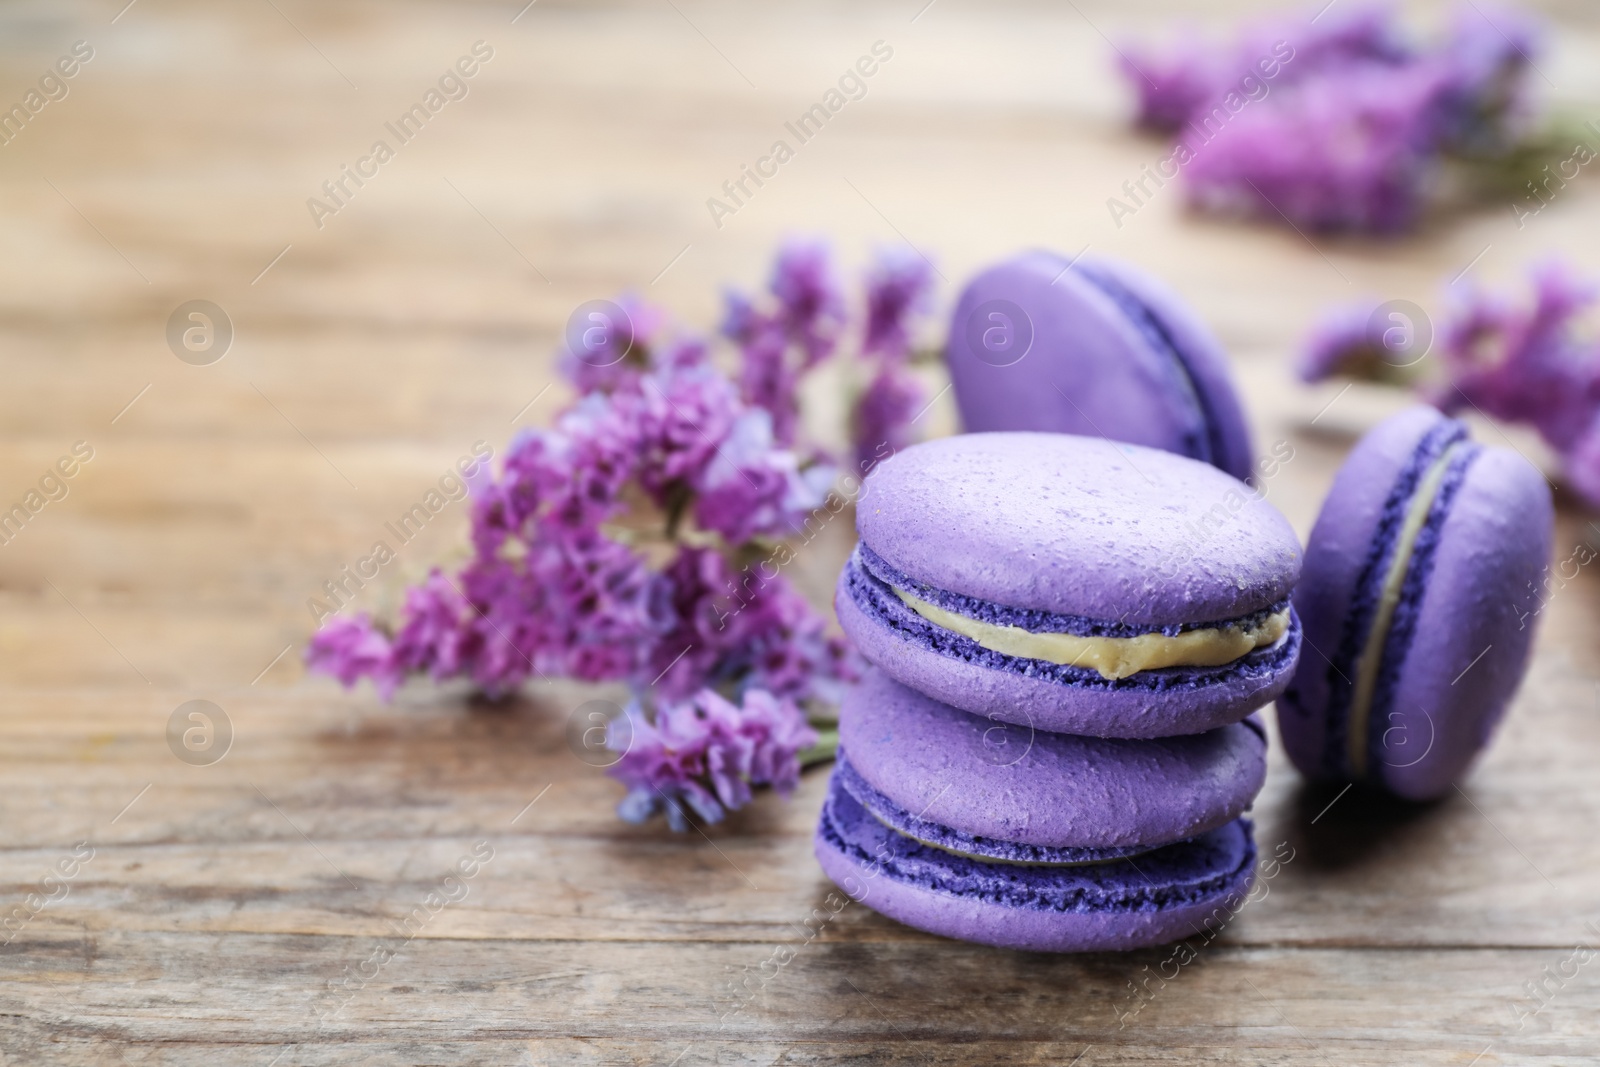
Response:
1300,261,1600,507
1118,1,1550,234
306,240,939,827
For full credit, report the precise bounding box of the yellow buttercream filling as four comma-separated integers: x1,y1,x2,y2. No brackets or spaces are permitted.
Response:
1345,442,1461,777
892,588,1289,680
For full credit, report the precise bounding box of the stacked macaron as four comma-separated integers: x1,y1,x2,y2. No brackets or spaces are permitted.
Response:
817,432,1303,951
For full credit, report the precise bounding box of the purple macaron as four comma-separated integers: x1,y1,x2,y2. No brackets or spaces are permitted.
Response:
836,668,1267,860
816,669,1265,952
816,781,1257,952
836,432,1303,738
1278,406,1553,801
945,251,1256,484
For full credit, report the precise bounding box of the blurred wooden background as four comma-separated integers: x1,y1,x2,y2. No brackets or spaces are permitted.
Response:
3,0,1600,1063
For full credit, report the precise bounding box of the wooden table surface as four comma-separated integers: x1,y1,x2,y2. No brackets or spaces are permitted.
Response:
4,0,1600,1063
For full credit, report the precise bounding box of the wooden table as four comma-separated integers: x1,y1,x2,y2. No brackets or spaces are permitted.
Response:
4,0,1599,1062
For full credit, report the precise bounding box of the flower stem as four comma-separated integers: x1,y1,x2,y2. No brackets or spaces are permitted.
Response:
799,729,839,768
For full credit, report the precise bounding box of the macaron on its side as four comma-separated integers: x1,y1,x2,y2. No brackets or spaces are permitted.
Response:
1073,258,1256,483
815,779,1258,953
946,251,1254,482
1279,406,1553,799
839,669,1269,848
1377,446,1551,799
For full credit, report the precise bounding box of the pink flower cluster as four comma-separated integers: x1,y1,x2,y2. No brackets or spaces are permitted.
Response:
1300,261,1600,507
1120,2,1542,233
306,240,937,826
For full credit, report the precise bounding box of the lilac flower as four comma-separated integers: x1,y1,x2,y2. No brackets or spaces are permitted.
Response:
1119,37,1232,135
851,365,923,476
1121,2,1545,235
390,570,475,681
559,293,667,394
723,239,847,444
1432,3,1541,158
1121,2,1410,134
862,247,935,359
693,409,832,544
1434,262,1600,452
631,367,742,505
306,242,876,807
770,239,847,368
647,546,859,705
1303,261,1600,509
1559,415,1600,510
608,688,818,830
305,615,402,700
1182,63,1445,234
1299,302,1386,383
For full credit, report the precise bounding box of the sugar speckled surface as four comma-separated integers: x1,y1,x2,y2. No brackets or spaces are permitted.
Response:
840,668,1266,848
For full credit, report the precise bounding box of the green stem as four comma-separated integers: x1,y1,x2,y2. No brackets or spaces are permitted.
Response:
799,729,839,768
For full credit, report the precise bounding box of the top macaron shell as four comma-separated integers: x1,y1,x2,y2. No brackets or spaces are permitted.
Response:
1280,407,1552,800
857,432,1300,626
840,432,1303,737
946,250,1255,484
840,669,1267,849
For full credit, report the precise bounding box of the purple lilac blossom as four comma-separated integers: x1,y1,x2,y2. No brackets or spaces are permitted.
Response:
1182,62,1445,233
1431,3,1541,157
862,246,935,358
852,365,923,476
1434,263,1600,453
306,615,402,700
848,248,936,475
1121,2,1411,134
306,244,888,828
609,689,817,830
723,239,848,444
1121,3,1544,236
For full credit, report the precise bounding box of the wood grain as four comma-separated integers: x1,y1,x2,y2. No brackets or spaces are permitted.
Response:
3,0,1600,1063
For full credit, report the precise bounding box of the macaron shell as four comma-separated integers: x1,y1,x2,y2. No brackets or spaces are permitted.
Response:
857,432,1302,626
840,668,1267,847
947,251,1245,478
836,568,1301,738
1076,257,1256,483
815,779,1258,953
1377,446,1551,799
1278,407,1443,780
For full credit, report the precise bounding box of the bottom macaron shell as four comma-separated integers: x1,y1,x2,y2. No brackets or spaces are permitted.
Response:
815,778,1257,953
836,566,1300,739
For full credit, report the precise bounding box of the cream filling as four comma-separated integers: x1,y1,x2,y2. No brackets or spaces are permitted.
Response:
1346,442,1461,777
892,588,1289,680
